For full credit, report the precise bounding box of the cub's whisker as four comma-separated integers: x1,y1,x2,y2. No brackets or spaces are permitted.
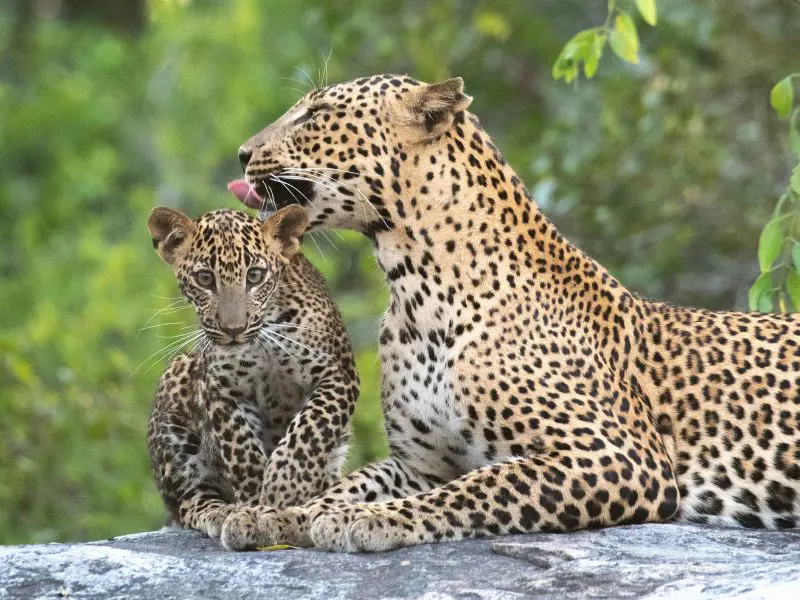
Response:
135,330,204,375
261,327,324,359
258,330,303,369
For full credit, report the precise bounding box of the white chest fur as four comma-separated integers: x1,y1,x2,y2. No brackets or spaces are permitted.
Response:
379,287,493,478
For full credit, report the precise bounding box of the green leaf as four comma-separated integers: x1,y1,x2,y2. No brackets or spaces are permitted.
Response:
635,0,658,26
553,30,598,82
749,272,772,311
257,544,297,551
789,109,800,158
770,76,794,120
791,164,800,195
584,34,606,78
758,292,774,313
757,217,785,273
610,13,640,64
788,271,800,310
552,56,578,83
792,242,800,273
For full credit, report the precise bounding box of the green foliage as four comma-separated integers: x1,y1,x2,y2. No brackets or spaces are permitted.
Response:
553,0,659,83
554,1,799,316
748,74,800,312
1,0,798,544
790,111,800,158
757,217,785,273
553,30,605,82
771,76,794,120
610,12,640,65
635,0,658,26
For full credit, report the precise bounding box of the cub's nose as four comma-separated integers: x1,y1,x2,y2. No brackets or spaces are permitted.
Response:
238,146,253,172
221,325,247,342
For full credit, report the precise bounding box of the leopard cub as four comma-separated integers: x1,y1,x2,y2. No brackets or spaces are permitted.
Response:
146,204,358,538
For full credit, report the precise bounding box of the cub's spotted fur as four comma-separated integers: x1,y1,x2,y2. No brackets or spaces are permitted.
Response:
147,205,358,537
222,74,800,552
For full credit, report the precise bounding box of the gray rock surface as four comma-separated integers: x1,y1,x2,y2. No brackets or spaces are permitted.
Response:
1,524,799,599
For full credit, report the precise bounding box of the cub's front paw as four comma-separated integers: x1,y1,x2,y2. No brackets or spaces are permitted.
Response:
220,506,311,551
220,506,263,551
200,505,236,539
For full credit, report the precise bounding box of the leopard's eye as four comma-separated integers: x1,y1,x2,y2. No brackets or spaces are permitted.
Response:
294,103,332,126
247,267,266,286
195,270,215,289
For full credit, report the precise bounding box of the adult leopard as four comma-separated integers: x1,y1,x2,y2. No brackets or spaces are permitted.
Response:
147,205,358,538
223,74,800,552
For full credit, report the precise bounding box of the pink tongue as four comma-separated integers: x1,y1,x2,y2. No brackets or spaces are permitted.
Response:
227,179,265,209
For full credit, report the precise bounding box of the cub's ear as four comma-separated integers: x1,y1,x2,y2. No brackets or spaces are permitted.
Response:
262,204,309,259
147,207,196,266
395,77,473,141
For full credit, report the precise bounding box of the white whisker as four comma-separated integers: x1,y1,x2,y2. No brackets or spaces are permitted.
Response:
263,322,328,335
259,331,303,369
137,321,186,334
141,301,191,328
135,330,204,374
261,326,324,359
272,177,342,249
283,169,370,226
296,67,317,92
282,171,377,235
307,232,329,260
322,47,332,88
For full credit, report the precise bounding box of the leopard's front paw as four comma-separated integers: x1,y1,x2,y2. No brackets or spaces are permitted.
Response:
310,506,411,553
220,506,311,551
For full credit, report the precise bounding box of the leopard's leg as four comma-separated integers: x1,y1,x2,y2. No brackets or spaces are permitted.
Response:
222,456,439,550
310,443,680,552
235,383,681,553
148,355,237,538
259,360,360,508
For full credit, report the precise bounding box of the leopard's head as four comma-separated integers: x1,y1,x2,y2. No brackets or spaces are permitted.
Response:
147,205,307,345
231,74,472,234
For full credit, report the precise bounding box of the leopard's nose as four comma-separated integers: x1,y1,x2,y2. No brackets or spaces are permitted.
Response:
238,146,253,172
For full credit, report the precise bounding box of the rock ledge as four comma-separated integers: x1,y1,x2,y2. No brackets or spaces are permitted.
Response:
2,524,800,599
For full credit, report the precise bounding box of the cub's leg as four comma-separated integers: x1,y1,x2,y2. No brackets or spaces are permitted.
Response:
222,456,438,550
148,355,237,538
202,382,270,506
259,359,360,508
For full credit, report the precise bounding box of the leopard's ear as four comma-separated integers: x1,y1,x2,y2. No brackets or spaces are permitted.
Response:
147,207,196,266
395,77,473,141
262,205,309,260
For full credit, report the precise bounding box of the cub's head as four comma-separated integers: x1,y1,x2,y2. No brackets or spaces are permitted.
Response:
230,74,472,233
147,205,308,345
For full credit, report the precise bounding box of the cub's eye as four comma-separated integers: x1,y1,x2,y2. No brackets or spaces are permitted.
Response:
247,267,266,286
195,270,215,288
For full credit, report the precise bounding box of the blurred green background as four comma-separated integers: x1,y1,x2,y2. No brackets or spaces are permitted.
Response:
0,0,797,544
